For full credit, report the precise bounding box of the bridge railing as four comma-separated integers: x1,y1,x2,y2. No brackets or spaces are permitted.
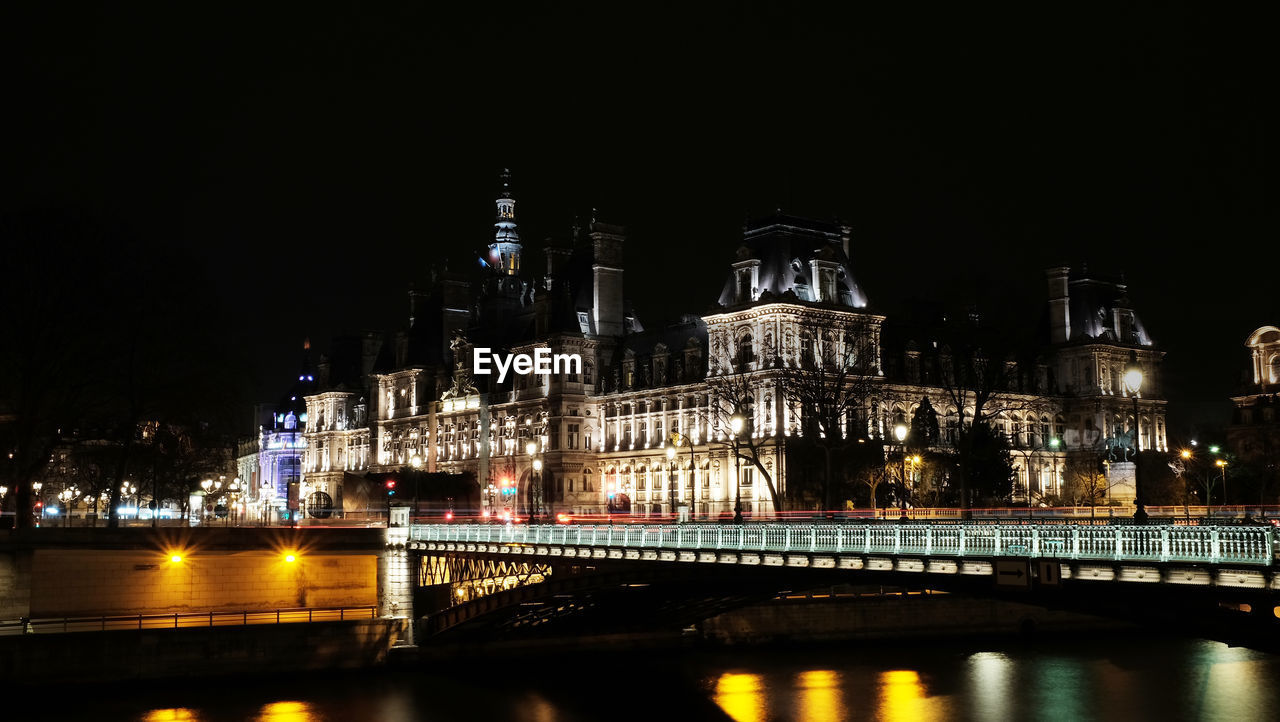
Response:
411,522,1276,567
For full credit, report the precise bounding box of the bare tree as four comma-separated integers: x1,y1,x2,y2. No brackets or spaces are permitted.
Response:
706,362,784,514
1061,450,1115,518
780,317,882,511
937,325,1039,516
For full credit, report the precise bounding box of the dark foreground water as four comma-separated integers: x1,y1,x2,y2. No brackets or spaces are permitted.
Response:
35,634,1280,721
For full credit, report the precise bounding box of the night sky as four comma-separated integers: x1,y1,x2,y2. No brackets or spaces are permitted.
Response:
8,4,1273,435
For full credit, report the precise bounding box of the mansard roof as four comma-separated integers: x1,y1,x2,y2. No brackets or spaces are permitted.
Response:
717,213,868,309
1066,270,1154,346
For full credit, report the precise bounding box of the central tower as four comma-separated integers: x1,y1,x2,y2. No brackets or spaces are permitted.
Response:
488,168,522,276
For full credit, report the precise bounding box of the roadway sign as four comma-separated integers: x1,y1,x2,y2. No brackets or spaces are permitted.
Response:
1037,561,1061,586
995,560,1030,588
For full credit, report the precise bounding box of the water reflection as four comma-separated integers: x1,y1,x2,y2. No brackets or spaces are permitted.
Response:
254,701,318,722
714,672,767,722
796,670,845,721
876,669,933,721
141,711,200,722
90,636,1280,722
967,652,1012,720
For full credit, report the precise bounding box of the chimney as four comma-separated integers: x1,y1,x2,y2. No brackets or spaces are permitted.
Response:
590,221,626,337
1046,266,1071,344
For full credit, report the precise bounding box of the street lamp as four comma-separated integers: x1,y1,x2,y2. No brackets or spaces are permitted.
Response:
526,440,540,523
121,482,138,521
1215,459,1228,517
669,431,698,519
228,478,243,526
730,413,745,524
1124,351,1146,523
32,481,43,523
58,486,80,527
665,442,683,520
893,421,908,512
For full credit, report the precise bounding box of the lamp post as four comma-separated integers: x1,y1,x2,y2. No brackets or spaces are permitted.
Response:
665,442,677,519
120,482,138,522
1215,459,1228,518
58,486,80,527
1177,449,1192,521
730,413,745,524
200,478,222,523
1124,351,1147,523
893,420,908,512
405,453,423,520
669,431,697,518
228,478,243,526
32,481,43,524
526,440,541,523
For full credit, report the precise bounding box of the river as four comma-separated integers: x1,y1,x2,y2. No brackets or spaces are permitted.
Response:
51,634,1278,721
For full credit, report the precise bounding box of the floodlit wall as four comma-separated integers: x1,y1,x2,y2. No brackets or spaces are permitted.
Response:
29,549,376,616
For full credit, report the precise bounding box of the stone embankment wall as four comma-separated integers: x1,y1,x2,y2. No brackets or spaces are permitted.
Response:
699,592,1132,644
30,549,376,615
1,618,410,685
0,527,386,618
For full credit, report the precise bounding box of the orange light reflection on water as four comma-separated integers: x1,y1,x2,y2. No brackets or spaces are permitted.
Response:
797,669,845,720
254,700,319,722
877,669,940,722
714,672,767,722
141,710,200,722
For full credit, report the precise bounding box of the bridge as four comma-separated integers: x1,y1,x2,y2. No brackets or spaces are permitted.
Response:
407,520,1280,649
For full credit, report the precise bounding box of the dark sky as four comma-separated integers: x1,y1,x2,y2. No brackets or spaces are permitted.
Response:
8,3,1274,435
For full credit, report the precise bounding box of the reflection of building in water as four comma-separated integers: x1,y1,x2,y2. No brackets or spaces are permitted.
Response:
263,173,1170,515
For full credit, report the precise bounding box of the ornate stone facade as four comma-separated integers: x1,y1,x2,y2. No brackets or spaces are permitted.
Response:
290,177,1168,517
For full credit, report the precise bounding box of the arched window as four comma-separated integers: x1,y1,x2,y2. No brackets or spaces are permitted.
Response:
1270,355,1280,384
739,333,755,365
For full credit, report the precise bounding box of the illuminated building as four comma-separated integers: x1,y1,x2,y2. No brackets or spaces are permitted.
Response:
1227,326,1280,473
238,347,316,521
287,173,1168,516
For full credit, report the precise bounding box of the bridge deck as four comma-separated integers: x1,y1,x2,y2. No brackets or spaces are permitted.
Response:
411,522,1276,567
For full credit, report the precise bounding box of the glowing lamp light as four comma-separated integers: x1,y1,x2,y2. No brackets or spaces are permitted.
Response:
894,423,907,443
1123,350,1143,394
1209,445,1221,454
170,555,182,563
729,414,745,437
665,443,676,461
444,511,454,521
1181,449,1192,459
526,440,537,456
284,554,297,563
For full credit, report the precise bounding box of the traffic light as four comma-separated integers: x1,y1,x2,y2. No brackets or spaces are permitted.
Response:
385,480,397,496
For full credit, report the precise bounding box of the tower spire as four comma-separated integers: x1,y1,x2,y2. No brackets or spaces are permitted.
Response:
489,168,521,275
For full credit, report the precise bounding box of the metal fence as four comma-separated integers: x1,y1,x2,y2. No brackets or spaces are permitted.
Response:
411,522,1276,567
0,605,379,636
